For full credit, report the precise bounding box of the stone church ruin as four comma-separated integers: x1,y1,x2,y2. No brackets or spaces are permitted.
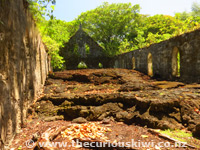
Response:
60,25,109,69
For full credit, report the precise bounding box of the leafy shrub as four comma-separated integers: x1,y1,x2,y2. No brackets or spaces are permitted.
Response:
78,61,88,69
42,36,65,70
98,63,103,68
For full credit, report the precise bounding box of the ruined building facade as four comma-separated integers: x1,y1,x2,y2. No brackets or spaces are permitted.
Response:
61,26,200,83
60,26,110,69
112,29,200,83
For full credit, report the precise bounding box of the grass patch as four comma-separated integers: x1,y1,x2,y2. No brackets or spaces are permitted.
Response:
160,129,192,142
159,129,200,148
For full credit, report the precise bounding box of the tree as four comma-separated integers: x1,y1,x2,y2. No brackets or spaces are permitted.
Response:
174,2,200,29
77,2,141,56
27,0,67,70
192,2,200,17
27,0,56,21
175,11,192,21
27,1,200,70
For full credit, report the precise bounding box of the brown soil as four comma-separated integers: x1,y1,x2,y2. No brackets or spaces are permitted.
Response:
10,119,198,150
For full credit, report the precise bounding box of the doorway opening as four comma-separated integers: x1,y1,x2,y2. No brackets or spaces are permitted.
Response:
172,47,180,77
132,57,136,69
148,53,153,77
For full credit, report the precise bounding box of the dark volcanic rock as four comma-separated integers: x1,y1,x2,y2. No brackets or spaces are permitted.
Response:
43,116,64,122
193,123,200,137
153,81,185,89
91,103,123,120
72,117,87,124
116,111,129,122
102,118,112,124
32,69,200,133
88,70,125,85
34,101,59,117
118,83,142,91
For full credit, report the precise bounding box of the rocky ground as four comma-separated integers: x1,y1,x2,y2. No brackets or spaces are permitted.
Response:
10,69,200,150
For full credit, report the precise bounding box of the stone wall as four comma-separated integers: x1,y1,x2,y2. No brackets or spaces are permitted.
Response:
112,29,200,83
60,27,110,69
0,0,50,148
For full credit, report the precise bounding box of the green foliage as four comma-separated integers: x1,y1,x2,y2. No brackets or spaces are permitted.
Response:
77,2,141,56
175,11,192,21
75,2,200,56
39,19,70,46
78,61,88,69
139,15,186,46
98,63,103,68
27,0,68,70
42,36,65,69
38,19,81,70
38,19,71,70
27,0,56,21
174,2,200,32
118,39,135,53
192,2,200,17
27,1,200,70
85,44,90,54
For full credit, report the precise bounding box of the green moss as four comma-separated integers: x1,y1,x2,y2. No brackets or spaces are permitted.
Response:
160,129,192,142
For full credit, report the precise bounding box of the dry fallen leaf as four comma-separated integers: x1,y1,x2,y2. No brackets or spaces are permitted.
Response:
113,140,117,143
116,122,123,125
105,124,111,127
61,122,111,141
194,108,200,114
74,145,82,148
141,135,148,138
155,145,161,150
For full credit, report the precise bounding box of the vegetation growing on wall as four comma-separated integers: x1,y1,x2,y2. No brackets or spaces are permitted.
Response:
27,0,66,70
27,0,200,70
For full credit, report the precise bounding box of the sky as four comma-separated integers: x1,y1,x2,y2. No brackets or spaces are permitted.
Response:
53,0,199,22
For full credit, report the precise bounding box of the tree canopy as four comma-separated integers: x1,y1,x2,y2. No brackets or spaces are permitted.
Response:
77,2,141,56
27,1,200,70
